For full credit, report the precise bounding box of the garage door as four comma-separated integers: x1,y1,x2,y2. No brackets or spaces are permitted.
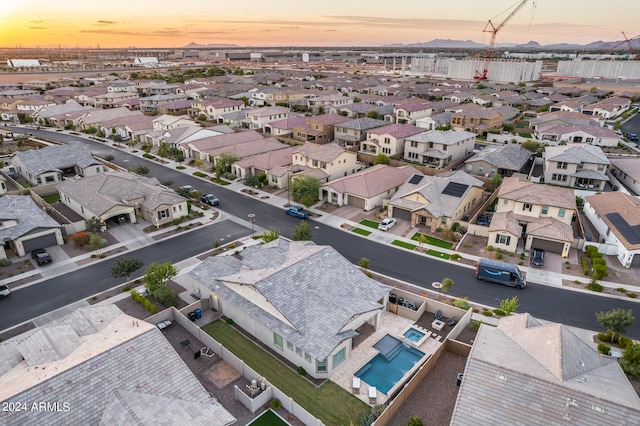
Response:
392,207,412,221
22,233,58,253
530,238,564,254
346,195,365,209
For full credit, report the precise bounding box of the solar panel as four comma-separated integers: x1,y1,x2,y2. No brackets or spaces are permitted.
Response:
442,182,469,198
606,213,640,244
408,174,424,185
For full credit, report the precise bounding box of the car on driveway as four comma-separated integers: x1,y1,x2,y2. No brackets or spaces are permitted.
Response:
476,215,489,226
285,205,310,219
31,249,52,265
0,284,10,298
378,218,397,231
530,248,545,267
200,193,219,206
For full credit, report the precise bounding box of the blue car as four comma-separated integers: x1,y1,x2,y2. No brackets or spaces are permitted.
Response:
285,205,310,219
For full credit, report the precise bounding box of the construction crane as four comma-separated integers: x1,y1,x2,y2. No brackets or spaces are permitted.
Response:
606,31,640,58
475,0,533,80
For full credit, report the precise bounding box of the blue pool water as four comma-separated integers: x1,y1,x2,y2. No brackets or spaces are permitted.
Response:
403,328,425,342
355,335,425,395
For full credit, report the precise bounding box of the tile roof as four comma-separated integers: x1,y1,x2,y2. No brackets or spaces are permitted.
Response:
0,195,61,240
321,164,418,199
405,130,476,145
450,314,640,425
188,130,264,151
335,117,387,131
466,145,533,171
585,192,640,250
55,171,186,216
545,144,610,166
609,157,640,182
294,142,352,162
11,142,99,176
498,177,577,210
0,305,236,425
235,145,298,170
367,123,422,139
188,240,389,360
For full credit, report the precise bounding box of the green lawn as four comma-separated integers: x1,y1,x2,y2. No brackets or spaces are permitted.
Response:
426,250,451,260
202,320,369,425
359,219,379,229
391,240,417,250
411,232,453,249
42,193,60,204
518,133,532,138
248,410,288,426
19,181,32,188
352,228,372,236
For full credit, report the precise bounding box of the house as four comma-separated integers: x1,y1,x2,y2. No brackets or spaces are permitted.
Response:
415,112,453,131
11,143,105,186
139,94,189,113
0,195,64,259
292,113,351,144
189,97,244,121
609,157,640,195
92,91,140,109
584,192,640,268
182,130,265,161
183,239,390,380
319,164,418,211
535,124,620,147
543,144,610,190
450,108,502,135
152,114,195,132
77,107,137,131
334,117,388,148
450,313,640,425
494,177,576,256
262,116,307,138
361,123,422,157
403,130,476,168
232,145,299,179
0,305,236,426
292,142,362,181
394,101,433,124
581,96,631,119
246,106,290,129
157,125,229,149
205,137,287,167
387,171,485,231
0,175,6,195
464,145,534,178
56,171,188,227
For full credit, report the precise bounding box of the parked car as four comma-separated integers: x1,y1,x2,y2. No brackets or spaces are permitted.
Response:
0,284,10,298
31,249,52,265
378,218,397,231
628,133,638,142
179,185,198,197
285,205,310,219
530,248,545,267
476,215,489,226
200,193,219,206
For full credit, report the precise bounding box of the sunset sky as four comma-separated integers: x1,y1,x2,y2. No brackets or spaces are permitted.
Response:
0,0,637,49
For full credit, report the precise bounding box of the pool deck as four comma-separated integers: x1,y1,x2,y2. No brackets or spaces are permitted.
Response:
332,311,443,405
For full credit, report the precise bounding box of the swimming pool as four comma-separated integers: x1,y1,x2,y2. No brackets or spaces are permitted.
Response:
355,335,425,395
403,328,425,342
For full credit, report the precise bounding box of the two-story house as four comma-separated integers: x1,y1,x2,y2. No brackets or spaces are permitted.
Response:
246,106,290,129
292,142,361,181
534,124,619,147
360,123,422,157
543,144,610,190
292,113,351,144
334,117,388,148
403,130,476,168
491,177,576,256
189,97,244,121
450,109,502,135
394,101,433,125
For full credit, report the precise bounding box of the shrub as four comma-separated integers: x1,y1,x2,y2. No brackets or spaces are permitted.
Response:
618,336,632,350
597,343,611,355
270,398,281,409
592,258,606,265
407,415,424,426
487,245,494,252
598,331,613,342
142,153,156,159
495,252,503,260
587,282,603,292
581,257,589,276
226,318,234,325
129,290,158,314
628,293,638,299
193,171,207,178
593,264,608,277
71,231,91,248
482,311,494,317
122,285,132,292
519,253,525,260
616,287,627,293
493,309,506,316
223,172,236,180
297,366,307,376
0,258,11,267
471,320,481,332
453,298,471,310
450,254,461,261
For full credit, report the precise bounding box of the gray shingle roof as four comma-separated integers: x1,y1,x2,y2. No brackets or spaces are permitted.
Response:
450,314,640,425
11,142,99,176
545,144,610,165
405,130,476,145
0,195,61,240
466,145,533,171
188,240,389,360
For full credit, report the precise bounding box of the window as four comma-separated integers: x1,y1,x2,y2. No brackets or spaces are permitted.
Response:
557,162,568,169
286,341,293,351
320,162,326,169
316,359,327,373
558,208,565,218
479,166,484,172
597,164,604,171
96,167,101,173
542,205,548,214
441,216,447,225
552,174,567,182
157,209,169,220
495,234,511,245
522,203,532,212
312,160,319,167
467,165,472,171
410,141,418,148
332,348,346,368
305,352,312,363
45,175,55,183
296,347,303,357
503,199,508,205
384,137,390,144
273,333,283,350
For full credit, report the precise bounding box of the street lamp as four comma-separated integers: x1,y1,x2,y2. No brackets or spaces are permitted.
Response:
287,170,291,206
432,281,442,301
248,214,255,238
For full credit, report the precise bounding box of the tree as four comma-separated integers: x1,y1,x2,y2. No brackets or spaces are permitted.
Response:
520,140,540,153
596,308,634,337
157,142,169,158
500,296,520,315
290,175,320,207
260,227,280,243
619,342,640,377
491,173,502,190
293,220,313,241
87,233,107,254
135,165,149,175
215,152,239,178
175,150,185,164
374,153,388,165
441,278,454,297
144,261,179,306
416,234,428,248
407,415,424,426
366,110,381,120
111,257,144,283
86,216,104,233
359,257,370,271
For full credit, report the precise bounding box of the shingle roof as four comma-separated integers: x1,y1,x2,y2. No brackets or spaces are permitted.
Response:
405,130,476,145
188,240,389,360
0,195,61,240
11,142,99,176
466,145,533,171
450,314,640,425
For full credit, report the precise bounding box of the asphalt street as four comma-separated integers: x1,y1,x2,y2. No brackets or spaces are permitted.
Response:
3,127,639,339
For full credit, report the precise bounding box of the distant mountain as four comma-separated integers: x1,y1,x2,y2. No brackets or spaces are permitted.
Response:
183,42,239,48
392,38,640,52
397,39,488,49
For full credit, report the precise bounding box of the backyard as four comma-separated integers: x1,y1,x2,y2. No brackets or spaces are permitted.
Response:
202,320,370,425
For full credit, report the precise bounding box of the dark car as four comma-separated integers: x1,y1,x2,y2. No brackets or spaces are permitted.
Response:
530,248,545,267
200,193,219,206
476,215,489,226
31,249,52,265
285,205,310,219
